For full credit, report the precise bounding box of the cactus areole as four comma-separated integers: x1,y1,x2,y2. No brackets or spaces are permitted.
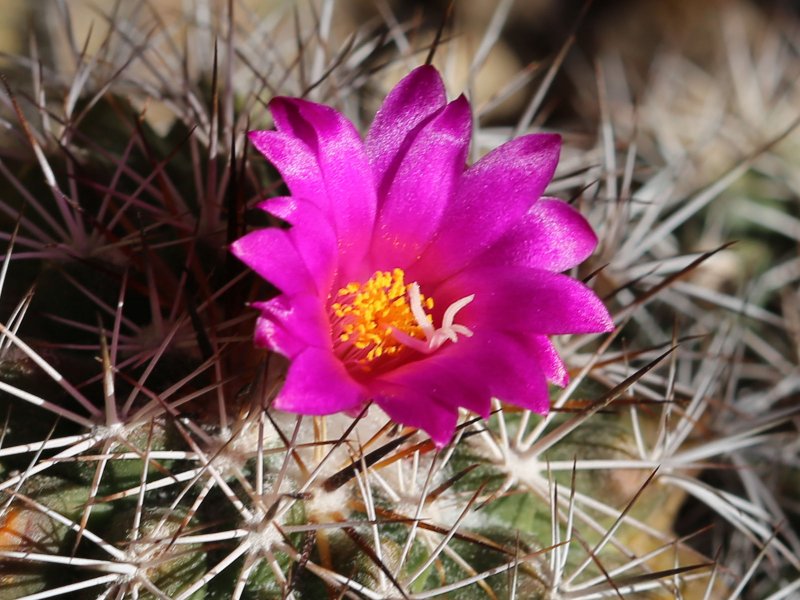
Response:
231,66,613,446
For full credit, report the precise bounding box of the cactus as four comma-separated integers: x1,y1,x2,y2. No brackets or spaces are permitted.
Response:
0,1,798,598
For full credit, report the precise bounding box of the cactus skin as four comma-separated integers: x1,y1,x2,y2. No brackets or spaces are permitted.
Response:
1,1,797,598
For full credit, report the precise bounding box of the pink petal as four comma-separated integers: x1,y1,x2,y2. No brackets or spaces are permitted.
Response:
374,342,492,419
434,265,614,336
255,195,295,220
370,96,472,269
270,98,376,255
373,329,554,422
231,199,337,297
477,332,551,414
371,382,459,448
436,331,550,414
366,65,447,188
528,335,569,387
476,198,598,273
252,292,331,358
248,131,329,213
251,97,377,278
411,134,561,285
253,314,305,359
269,198,338,295
231,228,316,296
274,347,365,414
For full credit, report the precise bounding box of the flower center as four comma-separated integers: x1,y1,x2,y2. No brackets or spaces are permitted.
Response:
331,268,474,366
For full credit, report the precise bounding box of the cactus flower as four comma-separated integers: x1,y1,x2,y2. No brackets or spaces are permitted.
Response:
232,66,613,446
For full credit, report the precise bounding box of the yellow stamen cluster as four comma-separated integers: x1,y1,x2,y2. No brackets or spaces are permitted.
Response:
332,268,433,362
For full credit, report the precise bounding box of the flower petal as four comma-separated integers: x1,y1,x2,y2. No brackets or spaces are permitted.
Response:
476,198,598,273
274,347,365,414
436,331,550,414
366,65,447,188
371,382,459,448
268,198,339,295
253,97,377,277
374,329,553,421
231,228,315,296
270,97,376,235
434,265,614,336
412,134,561,284
370,95,472,269
478,332,551,414
255,195,295,220
374,342,492,419
253,315,305,359
528,335,569,387
248,131,328,212
252,292,331,358
231,199,337,297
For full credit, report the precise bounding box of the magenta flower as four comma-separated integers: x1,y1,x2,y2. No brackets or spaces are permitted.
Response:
232,66,613,447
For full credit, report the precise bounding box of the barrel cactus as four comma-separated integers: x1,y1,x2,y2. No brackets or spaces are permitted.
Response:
0,1,797,598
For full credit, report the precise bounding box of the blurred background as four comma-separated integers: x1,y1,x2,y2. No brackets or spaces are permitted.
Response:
2,0,799,119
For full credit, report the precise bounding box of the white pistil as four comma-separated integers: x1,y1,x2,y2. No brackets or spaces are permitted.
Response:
407,282,435,338
391,283,474,354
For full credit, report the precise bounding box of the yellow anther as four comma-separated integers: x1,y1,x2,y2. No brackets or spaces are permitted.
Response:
331,269,434,364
